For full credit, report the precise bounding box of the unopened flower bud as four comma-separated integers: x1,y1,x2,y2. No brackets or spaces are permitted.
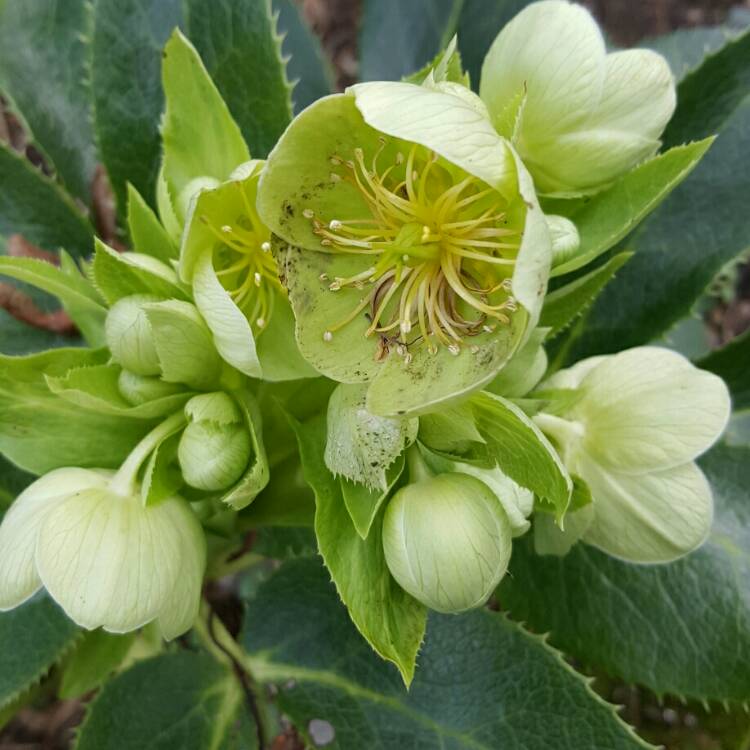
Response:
118,370,184,406
382,473,512,613
105,294,161,376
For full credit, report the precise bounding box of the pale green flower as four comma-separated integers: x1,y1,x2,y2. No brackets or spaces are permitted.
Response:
533,347,730,562
480,0,676,195
258,82,552,416
382,469,512,613
0,467,205,638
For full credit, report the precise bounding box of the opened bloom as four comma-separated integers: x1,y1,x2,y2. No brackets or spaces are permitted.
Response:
533,347,730,562
258,80,551,416
480,0,676,195
0,467,205,638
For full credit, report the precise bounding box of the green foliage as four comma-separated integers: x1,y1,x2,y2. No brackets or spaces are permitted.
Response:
501,444,750,704
0,143,92,256
126,184,178,263
184,0,292,158
60,631,135,700
75,652,256,750
290,412,427,685
0,0,95,202
645,26,739,80
0,595,80,710
697,329,750,412
241,557,652,749
91,0,184,212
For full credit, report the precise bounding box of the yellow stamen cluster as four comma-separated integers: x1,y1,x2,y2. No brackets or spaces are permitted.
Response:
309,139,520,357
200,181,281,332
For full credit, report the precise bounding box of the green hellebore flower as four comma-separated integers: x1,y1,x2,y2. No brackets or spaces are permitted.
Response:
178,393,252,491
533,347,730,562
480,0,676,195
179,161,316,381
382,471,513,613
258,82,552,416
0,467,205,639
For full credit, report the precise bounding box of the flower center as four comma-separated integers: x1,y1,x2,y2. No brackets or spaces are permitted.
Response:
309,139,520,358
200,180,281,333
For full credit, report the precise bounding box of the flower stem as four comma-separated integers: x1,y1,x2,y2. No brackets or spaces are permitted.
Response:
108,411,187,497
405,443,433,484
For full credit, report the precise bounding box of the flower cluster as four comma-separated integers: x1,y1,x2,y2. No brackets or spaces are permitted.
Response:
0,0,730,651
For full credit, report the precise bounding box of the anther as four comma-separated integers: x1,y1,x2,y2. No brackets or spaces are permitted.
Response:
254,272,262,287
482,325,496,333
221,225,232,233
329,220,343,230
330,173,342,183
354,147,364,160
400,320,412,335
323,331,333,342
261,241,271,253
421,226,430,242
256,317,266,328
404,352,413,365
330,156,342,166
448,344,460,356
329,281,341,291
396,153,404,165
303,209,314,219
320,239,332,246
402,254,410,262
319,273,328,281
396,344,407,357
470,345,480,354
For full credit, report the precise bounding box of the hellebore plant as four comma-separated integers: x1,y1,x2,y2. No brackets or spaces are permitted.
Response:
0,0,745,745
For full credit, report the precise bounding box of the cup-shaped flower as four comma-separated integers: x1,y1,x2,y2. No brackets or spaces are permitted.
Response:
383,472,512,612
179,161,316,381
178,393,252,491
480,1,676,195
0,468,206,639
533,347,730,562
258,83,551,416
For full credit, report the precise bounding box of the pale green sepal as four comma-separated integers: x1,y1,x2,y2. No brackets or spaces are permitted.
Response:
118,371,184,406
350,81,517,198
382,473,513,613
184,392,242,425
366,307,528,418
36,483,205,636
45,364,191,419
341,453,405,540
160,30,250,226
143,300,223,390
126,183,177,263
403,36,470,87
580,457,713,564
156,164,182,243
325,383,417,491
142,432,183,508
192,248,261,378
92,240,187,304
0,469,109,610
486,327,548,398
105,295,162,377
417,402,485,455
218,390,270,510
58,252,107,347
480,1,605,140
534,504,594,556
575,347,731,473
546,215,580,267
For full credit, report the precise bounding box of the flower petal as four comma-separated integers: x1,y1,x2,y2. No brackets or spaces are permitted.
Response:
534,504,594,556
480,0,605,140
0,469,109,610
575,347,730,473
580,457,713,563
36,490,199,633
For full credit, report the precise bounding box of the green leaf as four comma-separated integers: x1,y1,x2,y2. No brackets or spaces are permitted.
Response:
126,184,178,263
0,455,35,518
160,28,250,212
0,0,96,202
568,38,750,359
275,0,333,113
471,391,572,519
45,363,191,419
359,0,463,82
501,444,750,704
644,26,738,81
0,143,92,256
91,0,184,212
341,454,405,540
60,631,135,700
143,300,223,389
75,652,255,750
290,412,427,685
696,329,750,412
0,595,80,710
220,390,270,511
0,257,106,326
0,348,154,474
541,253,632,339
184,0,292,159
548,140,713,278
241,557,652,749
92,240,188,304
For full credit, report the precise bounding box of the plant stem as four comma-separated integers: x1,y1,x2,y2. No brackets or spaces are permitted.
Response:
405,443,433,483
108,411,187,497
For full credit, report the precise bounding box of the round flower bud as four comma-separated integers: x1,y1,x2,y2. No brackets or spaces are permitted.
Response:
118,369,184,406
382,473,512,613
105,294,161,376
0,467,205,639
178,420,251,491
